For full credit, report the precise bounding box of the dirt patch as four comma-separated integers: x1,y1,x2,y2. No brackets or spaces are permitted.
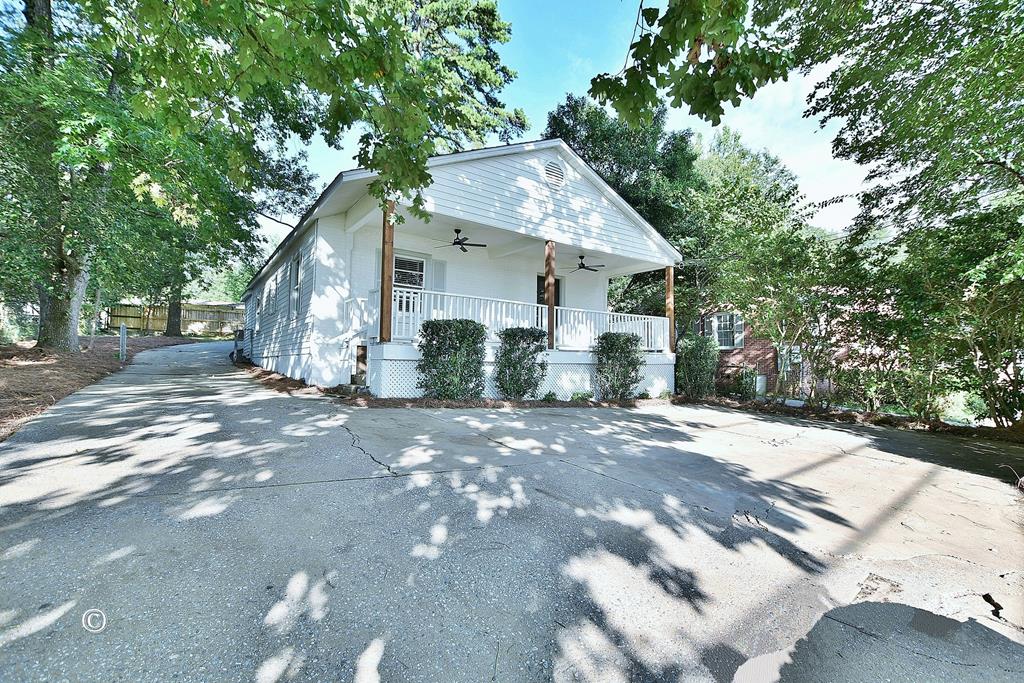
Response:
237,363,670,409
237,362,324,397
0,335,196,442
675,396,1024,445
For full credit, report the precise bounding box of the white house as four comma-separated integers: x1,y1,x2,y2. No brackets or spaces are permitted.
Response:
241,139,681,399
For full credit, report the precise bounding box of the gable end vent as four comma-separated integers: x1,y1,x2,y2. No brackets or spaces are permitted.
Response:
543,160,566,189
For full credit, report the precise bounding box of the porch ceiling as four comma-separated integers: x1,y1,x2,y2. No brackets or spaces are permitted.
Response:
392,208,668,278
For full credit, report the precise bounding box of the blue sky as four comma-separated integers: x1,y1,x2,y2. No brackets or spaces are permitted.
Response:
260,1,865,247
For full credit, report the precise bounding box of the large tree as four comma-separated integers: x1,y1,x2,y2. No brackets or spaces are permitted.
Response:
2,0,526,350
543,94,702,322
592,1,1024,225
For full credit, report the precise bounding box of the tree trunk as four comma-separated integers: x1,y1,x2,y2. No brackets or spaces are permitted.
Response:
24,0,52,33
165,282,183,337
37,260,89,351
87,282,101,350
26,0,89,352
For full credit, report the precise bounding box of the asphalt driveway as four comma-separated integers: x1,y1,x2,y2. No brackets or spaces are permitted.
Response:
1,341,1022,682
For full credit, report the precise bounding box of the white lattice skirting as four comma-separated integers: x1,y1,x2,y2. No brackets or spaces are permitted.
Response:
366,343,674,400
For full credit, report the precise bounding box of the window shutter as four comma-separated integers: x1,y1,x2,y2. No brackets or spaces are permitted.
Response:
734,314,745,348
374,248,381,288
432,260,446,291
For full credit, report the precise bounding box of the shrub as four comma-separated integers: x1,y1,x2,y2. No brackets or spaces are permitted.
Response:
594,332,644,400
415,319,486,399
570,391,594,402
727,366,757,401
494,327,548,400
676,334,719,400
541,391,557,402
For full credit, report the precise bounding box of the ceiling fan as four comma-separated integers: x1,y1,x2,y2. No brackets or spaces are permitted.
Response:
435,228,487,253
566,255,605,273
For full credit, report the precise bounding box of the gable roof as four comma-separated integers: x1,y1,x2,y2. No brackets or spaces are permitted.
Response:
246,138,681,292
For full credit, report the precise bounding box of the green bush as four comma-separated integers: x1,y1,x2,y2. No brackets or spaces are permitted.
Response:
494,327,548,400
676,334,719,400
541,391,557,402
594,332,644,400
727,366,757,401
570,391,594,402
415,319,486,399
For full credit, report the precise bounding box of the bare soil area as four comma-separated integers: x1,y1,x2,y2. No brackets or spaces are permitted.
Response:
686,395,1024,446
0,335,195,442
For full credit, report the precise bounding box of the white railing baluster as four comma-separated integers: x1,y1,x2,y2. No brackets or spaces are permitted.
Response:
383,287,671,352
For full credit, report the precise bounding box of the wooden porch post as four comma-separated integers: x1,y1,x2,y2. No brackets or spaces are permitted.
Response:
379,200,395,343
665,265,676,351
545,240,556,349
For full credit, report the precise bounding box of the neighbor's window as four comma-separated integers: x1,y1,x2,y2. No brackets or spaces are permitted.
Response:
707,312,743,349
290,255,301,318
394,256,426,289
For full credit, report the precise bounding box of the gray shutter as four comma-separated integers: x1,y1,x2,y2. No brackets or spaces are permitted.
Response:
431,260,446,292
734,314,745,348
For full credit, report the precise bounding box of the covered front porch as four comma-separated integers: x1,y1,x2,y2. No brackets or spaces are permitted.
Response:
357,203,677,399
369,202,677,354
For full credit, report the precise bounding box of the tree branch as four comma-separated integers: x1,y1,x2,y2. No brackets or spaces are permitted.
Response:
257,211,295,229
976,157,1024,186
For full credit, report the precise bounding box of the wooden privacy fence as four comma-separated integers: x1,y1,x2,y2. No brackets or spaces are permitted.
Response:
106,302,245,336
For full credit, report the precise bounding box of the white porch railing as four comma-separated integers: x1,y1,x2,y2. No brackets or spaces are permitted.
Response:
369,288,670,351
555,307,668,351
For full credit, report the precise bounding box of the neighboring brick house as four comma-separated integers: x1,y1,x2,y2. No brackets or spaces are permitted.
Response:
697,312,779,393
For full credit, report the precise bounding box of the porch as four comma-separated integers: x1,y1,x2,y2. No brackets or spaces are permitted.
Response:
369,201,678,354
369,287,671,352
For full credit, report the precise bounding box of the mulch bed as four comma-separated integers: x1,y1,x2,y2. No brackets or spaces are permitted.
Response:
679,395,1024,445
0,335,196,442
237,362,670,409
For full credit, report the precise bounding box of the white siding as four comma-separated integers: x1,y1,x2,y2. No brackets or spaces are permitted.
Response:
244,228,317,381
416,148,675,265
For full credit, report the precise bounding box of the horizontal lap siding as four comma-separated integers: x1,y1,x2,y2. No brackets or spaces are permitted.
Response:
420,150,669,263
245,231,317,371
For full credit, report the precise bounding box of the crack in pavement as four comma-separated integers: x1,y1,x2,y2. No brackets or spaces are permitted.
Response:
408,407,543,455
820,613,996,670
0,463,549,508
338,419,397,476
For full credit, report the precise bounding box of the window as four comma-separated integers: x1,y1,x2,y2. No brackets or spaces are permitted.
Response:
266,276,276,316
289,255,301,318
536,275,563,306
394,256,425,289
705,312,744,349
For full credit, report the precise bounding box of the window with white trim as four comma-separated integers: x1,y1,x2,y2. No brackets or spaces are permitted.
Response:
289,255,301,319
394,256,425,289
266,275,277,316
705,312,744,349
